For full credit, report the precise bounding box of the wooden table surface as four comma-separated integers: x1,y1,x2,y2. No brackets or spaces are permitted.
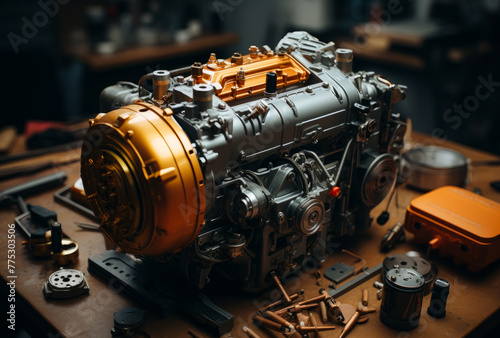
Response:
1,132,499,338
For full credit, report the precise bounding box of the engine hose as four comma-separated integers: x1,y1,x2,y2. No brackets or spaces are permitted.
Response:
303,150,335,186
240,169,265,187
334,138,354,184
194,239,229,264
137,73,153,97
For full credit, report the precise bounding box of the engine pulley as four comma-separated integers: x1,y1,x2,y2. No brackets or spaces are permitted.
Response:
287,197,325,236
359,152,397,207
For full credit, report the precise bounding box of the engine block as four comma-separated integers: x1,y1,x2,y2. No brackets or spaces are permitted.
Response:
81,31,407,292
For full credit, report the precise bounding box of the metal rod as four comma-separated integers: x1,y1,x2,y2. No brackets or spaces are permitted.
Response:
271,271,292,305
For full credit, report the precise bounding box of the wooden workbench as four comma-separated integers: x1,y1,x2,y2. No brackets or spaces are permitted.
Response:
1,133,499,338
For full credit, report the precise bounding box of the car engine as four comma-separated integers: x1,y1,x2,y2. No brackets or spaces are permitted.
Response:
81,31,407,292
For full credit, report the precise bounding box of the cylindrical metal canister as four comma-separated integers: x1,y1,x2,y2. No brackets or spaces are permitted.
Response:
380,268,425,331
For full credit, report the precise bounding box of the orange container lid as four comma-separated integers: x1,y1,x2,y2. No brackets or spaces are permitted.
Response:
408,186,500,242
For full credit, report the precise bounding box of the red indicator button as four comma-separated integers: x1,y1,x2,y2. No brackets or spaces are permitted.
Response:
329,186,341,197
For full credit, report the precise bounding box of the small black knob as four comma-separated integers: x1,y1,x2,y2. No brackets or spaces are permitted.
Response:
265,72,277,94
377,211,390,225
50,222,62,253
427,278,450,318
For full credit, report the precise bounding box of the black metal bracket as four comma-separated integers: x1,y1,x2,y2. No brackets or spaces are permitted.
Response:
88,250,234,336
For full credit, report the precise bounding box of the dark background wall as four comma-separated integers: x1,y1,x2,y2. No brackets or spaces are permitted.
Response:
1,0,499,154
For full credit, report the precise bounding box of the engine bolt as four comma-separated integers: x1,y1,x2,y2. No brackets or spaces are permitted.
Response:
309,211,319,223
218,102,227,110
277,212,286,225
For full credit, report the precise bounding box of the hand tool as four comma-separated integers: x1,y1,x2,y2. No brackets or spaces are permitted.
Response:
0,171,67,206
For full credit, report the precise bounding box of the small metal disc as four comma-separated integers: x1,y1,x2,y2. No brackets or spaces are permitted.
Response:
43,268,89,299
114,307,145,330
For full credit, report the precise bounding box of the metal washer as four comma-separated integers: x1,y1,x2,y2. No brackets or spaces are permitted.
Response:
43,268,89,299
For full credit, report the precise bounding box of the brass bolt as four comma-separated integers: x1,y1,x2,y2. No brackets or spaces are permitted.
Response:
242,326,261,338
264,311,295,332
319,301,328,323
362,289,369,306
271,271,292,305
253,316,288,333
297,325,336,333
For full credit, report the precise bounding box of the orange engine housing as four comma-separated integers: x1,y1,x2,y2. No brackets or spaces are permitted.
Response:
81,102,205,256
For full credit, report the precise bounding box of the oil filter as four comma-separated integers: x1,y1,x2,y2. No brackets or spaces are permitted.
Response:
380,268,425,331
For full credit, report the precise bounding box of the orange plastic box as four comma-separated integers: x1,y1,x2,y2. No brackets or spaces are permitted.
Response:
405,186,500,272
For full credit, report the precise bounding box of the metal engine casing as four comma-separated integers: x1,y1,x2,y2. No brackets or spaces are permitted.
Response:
81,32,407,292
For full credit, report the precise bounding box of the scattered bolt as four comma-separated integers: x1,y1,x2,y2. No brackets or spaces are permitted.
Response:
319,301,328,323
271,271,292,305
362,289,369,306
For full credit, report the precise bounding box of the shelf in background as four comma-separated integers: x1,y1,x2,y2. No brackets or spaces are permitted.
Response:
71,32,239,71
